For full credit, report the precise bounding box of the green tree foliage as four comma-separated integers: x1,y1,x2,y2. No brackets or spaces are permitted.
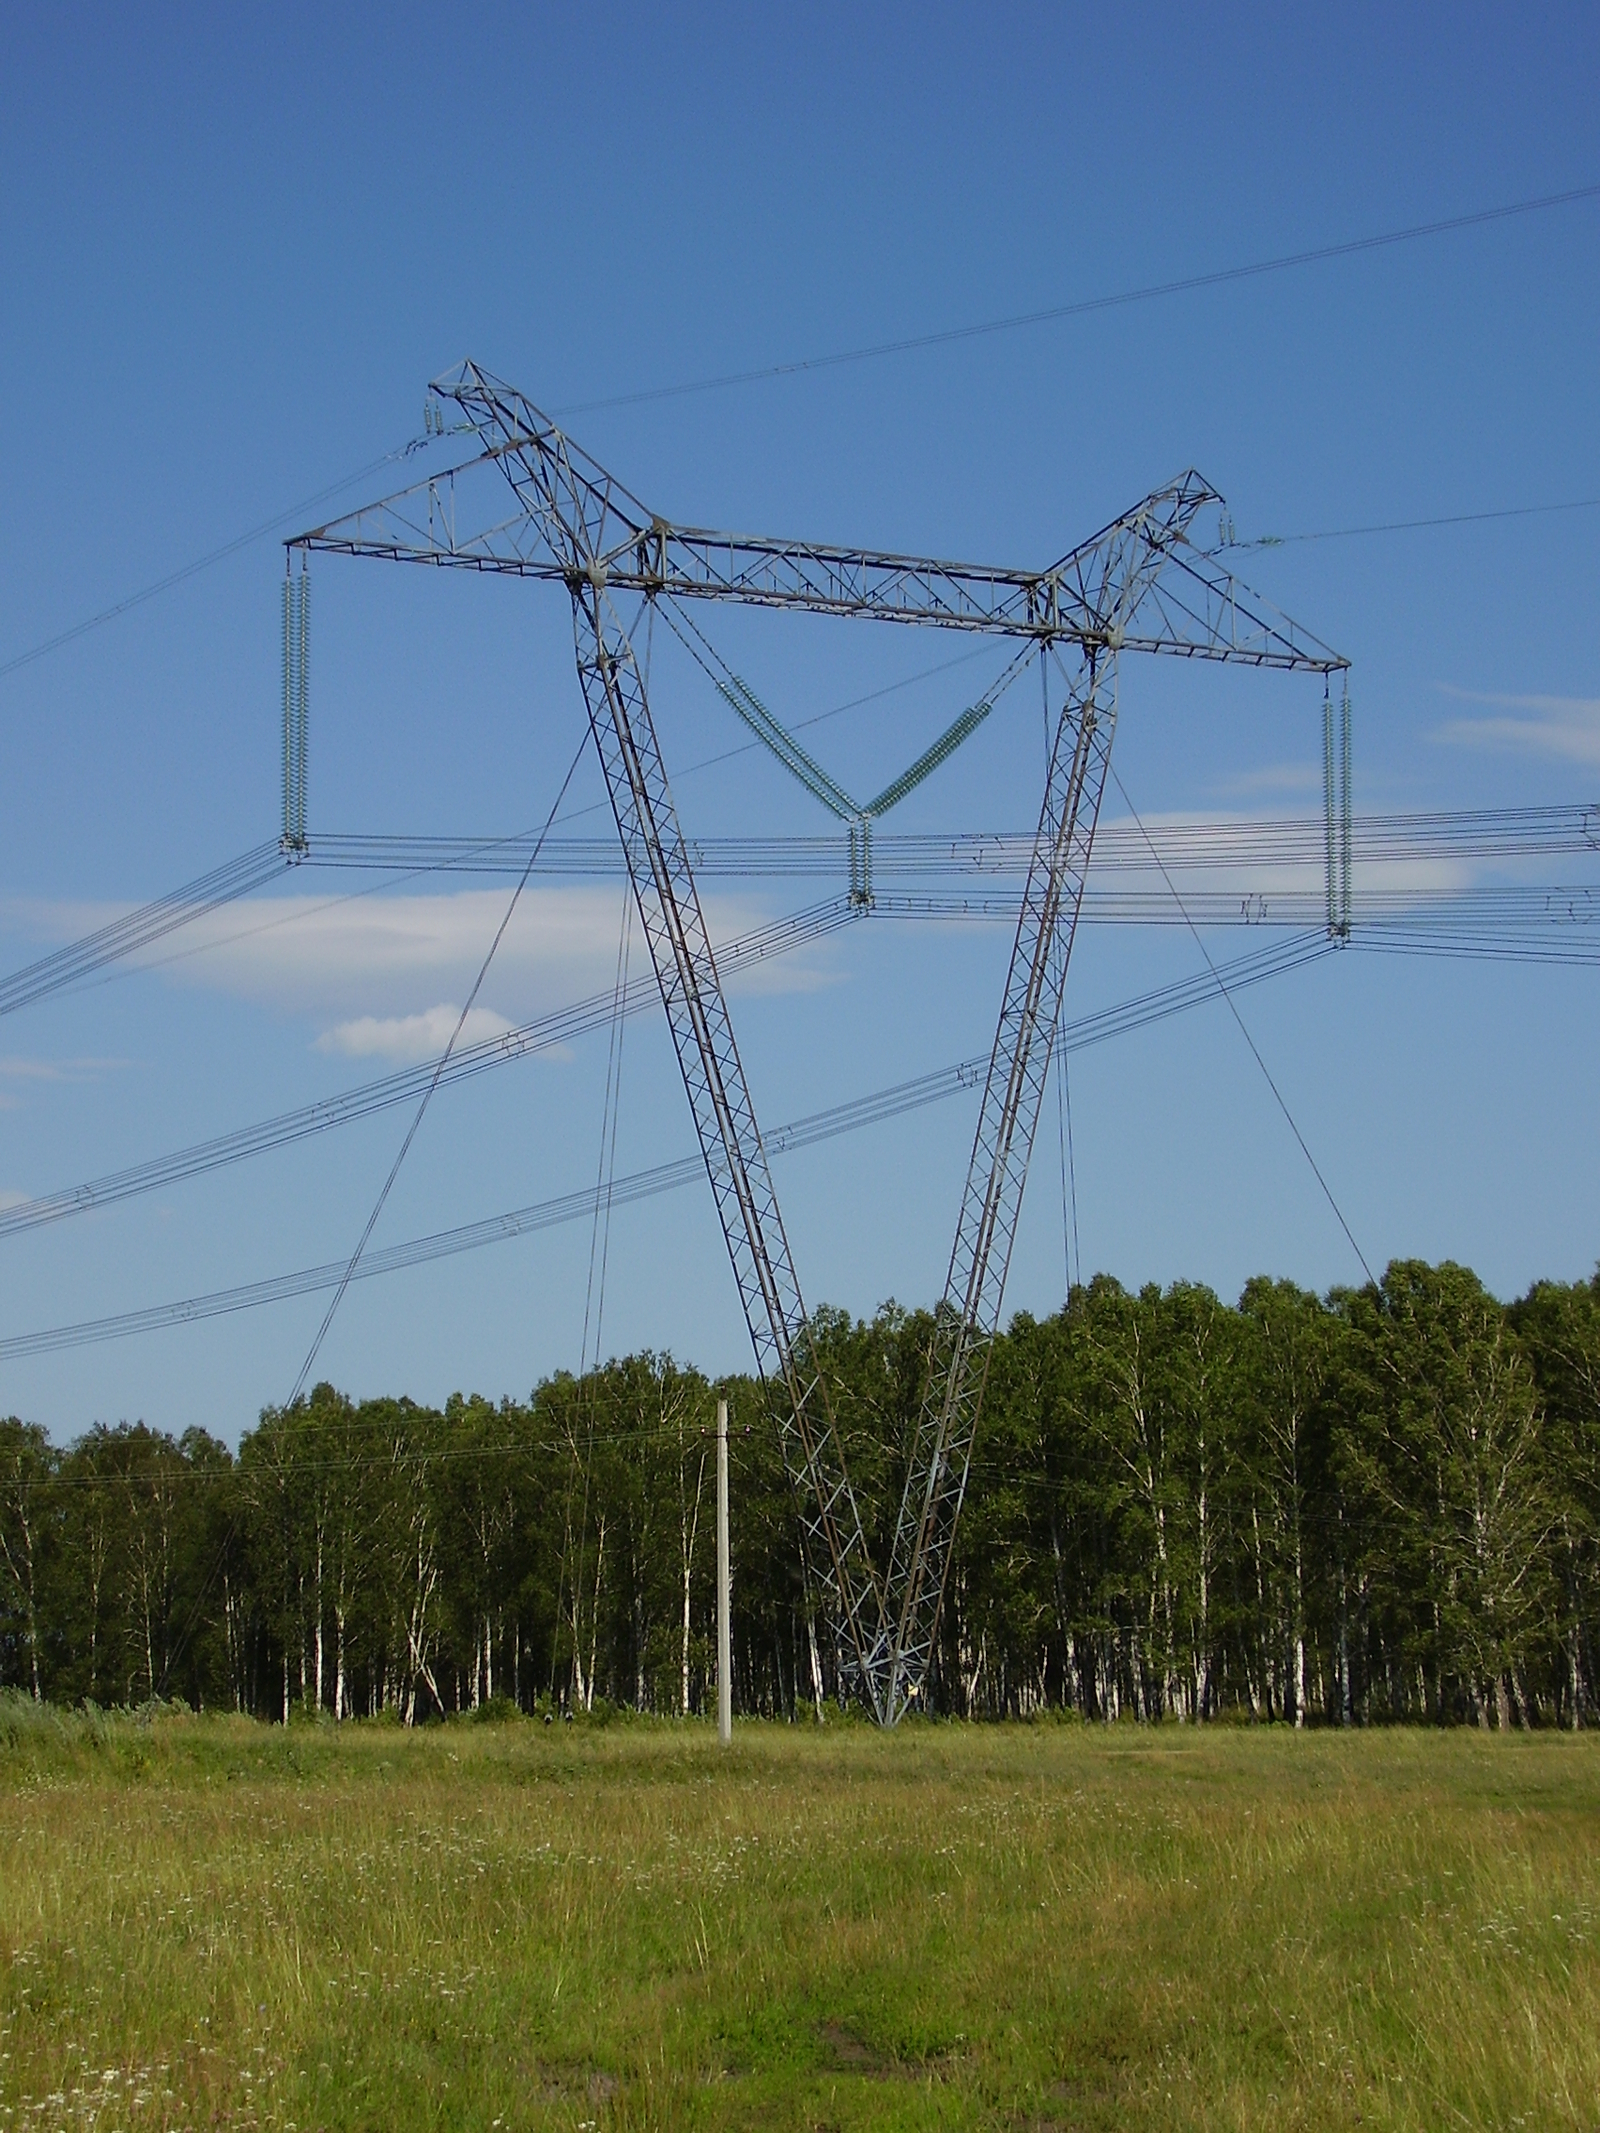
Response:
3,1259,1596,1727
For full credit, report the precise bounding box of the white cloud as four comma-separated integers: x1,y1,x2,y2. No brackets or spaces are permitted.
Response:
0,1187,27,1210
8,885,796,1022
0,1055,125,1082
1212,762,1324,798
317,1004,516,1065
158,886,632,1014
1092,810,1473,903
0,1055,127,1109
1433,685,1600,767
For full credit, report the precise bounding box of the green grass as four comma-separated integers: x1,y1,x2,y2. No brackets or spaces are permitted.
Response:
2,1699,1598,2129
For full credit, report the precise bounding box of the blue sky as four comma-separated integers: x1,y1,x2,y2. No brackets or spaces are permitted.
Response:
2,4,1597,1442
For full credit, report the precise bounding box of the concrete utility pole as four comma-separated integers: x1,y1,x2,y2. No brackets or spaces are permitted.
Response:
716,1397,732,1745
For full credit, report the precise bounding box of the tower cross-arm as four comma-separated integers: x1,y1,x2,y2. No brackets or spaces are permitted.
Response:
296,363,1347,676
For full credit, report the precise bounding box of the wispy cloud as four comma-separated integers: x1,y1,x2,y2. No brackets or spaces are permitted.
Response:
1434,685,1600,766
1093,811,1473,901
146,886,633,1015
3,885,842,1067
0,1055,126,1082
0,1055,127,1109
1211,762,1324,798
317,1005,516,1066
7,885,797,1023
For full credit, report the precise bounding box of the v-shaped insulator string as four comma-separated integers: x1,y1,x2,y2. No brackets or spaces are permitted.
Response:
655,596,1035,906
290,359,1349,1721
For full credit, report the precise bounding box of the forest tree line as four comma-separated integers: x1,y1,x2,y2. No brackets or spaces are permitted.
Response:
2,1258,1597,1729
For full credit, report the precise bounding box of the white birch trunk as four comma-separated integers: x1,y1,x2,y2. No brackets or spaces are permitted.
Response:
313,1528,325,1714
807,1613,825,1720
680,1448,706,1717
586,1514,606,1711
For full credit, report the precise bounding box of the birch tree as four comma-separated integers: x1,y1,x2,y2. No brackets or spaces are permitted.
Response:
0,1419,53,1698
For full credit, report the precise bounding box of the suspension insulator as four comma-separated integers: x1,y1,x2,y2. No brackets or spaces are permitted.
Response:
281,561,309,853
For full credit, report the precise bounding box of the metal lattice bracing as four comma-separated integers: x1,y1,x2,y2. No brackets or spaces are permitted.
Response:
877,653,1117,1718
874,480,1223,1719
568,581,888,1700
291,360,1348,1722
306,363,1345,670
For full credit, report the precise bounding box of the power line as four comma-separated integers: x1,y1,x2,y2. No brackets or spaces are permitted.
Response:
0,900,861,1244
4,789,1587,1027
16,899,1584,1366
1230,496,1600,550
0,931,1333,1361
8,184,1596,692
4,865,1592,1250
1105,756,1376,1288
283,735,588,1406
0,841,289,1017
0,645,991,1015
298,803,1600,879
0,817,577,1019
553,181,1600,417
868,885,1600,941
0,436,439,685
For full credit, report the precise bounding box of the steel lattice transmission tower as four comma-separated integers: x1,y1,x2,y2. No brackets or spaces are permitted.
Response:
292,361,1348,1723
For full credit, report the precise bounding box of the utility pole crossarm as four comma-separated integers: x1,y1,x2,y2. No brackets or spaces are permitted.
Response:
290,364,1347,675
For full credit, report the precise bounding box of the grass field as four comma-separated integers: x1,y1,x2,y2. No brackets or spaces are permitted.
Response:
1,1702,1598,2130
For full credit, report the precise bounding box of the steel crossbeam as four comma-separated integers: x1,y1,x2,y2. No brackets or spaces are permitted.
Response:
299,364,1348,674
291,359,1348,1722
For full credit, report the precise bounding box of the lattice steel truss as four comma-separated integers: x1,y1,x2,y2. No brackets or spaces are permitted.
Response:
291,361,1348,1722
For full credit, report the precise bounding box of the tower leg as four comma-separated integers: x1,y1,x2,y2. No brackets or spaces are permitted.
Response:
880,649,1119,1722
567,584,887,1710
